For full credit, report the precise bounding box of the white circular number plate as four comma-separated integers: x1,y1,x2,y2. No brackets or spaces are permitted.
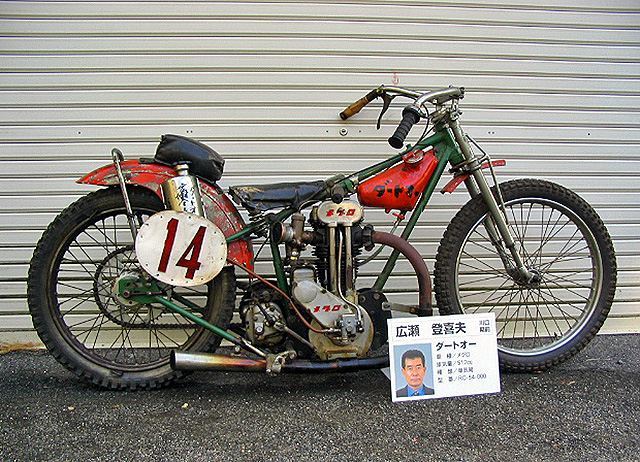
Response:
135,210,227,287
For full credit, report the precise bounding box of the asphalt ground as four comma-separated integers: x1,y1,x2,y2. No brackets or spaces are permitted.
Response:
0,334,638,462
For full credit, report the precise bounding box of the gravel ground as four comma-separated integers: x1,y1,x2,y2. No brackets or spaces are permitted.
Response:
0,334,638,462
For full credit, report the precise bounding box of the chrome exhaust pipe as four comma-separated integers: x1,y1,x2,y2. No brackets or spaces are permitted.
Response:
171,350,267,372
171,350,389,373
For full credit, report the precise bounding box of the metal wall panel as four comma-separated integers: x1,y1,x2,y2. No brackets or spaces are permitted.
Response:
1,0,639,343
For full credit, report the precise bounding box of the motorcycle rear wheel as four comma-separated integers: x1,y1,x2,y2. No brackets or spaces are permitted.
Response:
28,186,235,390
434,179,616,371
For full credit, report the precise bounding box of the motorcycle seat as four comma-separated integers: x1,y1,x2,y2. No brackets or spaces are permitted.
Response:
153,134,225,182
229,180,326,211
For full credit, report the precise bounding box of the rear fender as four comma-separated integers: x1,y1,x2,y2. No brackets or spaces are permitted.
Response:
78,160,253,268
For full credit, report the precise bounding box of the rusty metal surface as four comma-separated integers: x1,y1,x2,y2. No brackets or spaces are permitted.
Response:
78,159,253,267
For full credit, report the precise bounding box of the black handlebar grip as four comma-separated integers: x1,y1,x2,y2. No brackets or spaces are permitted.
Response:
388,106,422,149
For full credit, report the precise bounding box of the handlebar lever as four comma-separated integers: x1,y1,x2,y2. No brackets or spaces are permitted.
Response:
339,87,384,120
376,92,395,130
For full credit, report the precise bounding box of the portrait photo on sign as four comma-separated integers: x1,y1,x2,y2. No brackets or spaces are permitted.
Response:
392,343,435,401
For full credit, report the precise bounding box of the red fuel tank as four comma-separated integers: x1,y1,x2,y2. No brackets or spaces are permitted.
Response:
357,149,438,211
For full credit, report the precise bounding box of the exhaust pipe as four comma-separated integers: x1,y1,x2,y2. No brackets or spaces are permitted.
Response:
171,231,428,374
171,350,389,373
171,350,267,371
372,231,432,315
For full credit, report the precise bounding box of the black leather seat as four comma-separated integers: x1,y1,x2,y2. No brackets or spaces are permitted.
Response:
229,181,326,211
154,134,225,182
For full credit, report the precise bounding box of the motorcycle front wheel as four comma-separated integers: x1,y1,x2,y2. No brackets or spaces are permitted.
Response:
434,179,616,371
28,186,235,390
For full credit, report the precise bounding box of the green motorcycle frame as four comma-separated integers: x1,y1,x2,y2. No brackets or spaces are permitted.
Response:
27,86,617,389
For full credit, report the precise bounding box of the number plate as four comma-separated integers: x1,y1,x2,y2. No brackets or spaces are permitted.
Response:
135,210,227,287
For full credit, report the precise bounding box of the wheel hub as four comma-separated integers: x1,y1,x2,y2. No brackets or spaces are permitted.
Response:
93,246,156,327
508,267,543,288
112,272,144,308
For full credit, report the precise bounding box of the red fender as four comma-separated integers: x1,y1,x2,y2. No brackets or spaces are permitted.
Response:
78,160,253,268
440,160,506,194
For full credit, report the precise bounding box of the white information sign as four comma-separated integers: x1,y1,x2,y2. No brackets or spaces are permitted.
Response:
388,313,500,402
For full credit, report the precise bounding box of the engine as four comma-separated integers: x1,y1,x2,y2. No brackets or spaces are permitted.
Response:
239,200,385,360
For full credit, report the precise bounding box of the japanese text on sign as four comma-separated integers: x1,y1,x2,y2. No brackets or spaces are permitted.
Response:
388,313,500,402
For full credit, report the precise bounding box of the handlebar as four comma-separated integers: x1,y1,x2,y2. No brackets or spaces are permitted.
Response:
339,88,384,120
414,86,464,106
339,85,465,148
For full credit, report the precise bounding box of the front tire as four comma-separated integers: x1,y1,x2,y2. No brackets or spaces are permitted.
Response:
434,179,616,371
28,186,235,390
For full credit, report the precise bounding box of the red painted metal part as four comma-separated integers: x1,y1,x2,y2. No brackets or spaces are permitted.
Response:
357,149,439,212
440,159,506,194
78,160,253,268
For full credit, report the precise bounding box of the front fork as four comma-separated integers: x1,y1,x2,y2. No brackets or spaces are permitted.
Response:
449,120,535,284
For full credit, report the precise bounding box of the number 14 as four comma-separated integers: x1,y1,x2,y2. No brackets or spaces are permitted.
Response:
157,218,207,280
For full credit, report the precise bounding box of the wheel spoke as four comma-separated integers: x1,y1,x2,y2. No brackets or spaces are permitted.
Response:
449,188,605,359
46,194,218,365
28,188,231,389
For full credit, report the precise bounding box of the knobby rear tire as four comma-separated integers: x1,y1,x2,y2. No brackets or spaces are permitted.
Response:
27,187,236,390
434,179,616,372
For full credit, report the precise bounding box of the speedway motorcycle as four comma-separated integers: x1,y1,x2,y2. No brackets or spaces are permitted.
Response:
27,86,617,390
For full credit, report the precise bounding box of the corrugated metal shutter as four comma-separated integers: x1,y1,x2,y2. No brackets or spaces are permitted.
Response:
1,0,639,344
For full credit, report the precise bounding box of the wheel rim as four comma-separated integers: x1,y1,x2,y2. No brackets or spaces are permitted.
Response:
454,197,603,357
49,204,213,371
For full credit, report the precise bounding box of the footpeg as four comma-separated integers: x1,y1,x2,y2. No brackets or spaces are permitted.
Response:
383,302,432,316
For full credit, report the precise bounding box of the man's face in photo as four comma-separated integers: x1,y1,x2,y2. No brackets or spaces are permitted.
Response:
402,357,426,389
